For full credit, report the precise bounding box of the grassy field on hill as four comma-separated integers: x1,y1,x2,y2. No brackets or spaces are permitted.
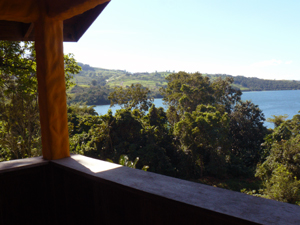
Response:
68,63,300,105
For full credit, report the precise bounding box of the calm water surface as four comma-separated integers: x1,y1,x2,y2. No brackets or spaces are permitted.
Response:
94,90,300,128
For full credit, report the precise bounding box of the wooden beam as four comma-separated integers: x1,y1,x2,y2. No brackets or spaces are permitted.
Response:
34,16,70,160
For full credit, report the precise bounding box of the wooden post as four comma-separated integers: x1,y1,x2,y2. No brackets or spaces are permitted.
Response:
34,17,70,160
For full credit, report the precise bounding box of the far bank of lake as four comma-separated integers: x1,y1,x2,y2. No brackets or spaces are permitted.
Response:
94,90,300,128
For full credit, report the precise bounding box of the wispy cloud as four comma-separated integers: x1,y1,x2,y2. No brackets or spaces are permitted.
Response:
285,60,293,64
251,59,283,67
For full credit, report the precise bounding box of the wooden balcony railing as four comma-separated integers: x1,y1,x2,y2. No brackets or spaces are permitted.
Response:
0,155,299,225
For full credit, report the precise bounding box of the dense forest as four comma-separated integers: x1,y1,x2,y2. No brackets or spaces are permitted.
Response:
1,41,300,206
68,63,300,105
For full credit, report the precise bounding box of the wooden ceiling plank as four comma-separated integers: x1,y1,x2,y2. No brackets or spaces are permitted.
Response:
0,0,38,23
47,0,110,21
0,0,110,42
24,23,34,39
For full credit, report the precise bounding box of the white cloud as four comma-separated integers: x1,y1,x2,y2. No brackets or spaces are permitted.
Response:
251,59,283,68
285,60,293,65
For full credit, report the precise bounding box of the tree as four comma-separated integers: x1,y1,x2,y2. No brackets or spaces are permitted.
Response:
161,72,269,178
267,114,288,128
174,104,229,177
228,100,267,176
161,72,241,124
139,105,178,176
64,53,82,90
91,79,97,86
263,164,300,205
108,83,153,111
256,139,300,205
256,113,300,205
69,106,181,177
211,76,242,113
0,41,81,161
0,41,39,160
161,72,214,117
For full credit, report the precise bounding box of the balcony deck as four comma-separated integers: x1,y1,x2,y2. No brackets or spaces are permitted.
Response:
0,155,299,225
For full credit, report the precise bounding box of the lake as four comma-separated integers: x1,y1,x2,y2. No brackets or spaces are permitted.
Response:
94,90,300,128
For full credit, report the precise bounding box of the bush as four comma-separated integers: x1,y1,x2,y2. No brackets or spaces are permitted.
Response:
263,164,300,205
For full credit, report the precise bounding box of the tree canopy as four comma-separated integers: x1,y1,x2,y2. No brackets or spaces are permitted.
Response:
0,41,81,160
108,83,154,111
256,114,300,204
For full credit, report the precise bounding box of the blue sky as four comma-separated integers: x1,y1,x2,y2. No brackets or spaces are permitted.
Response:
64,0,300,80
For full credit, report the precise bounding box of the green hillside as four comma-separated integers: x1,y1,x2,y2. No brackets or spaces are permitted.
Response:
206,74,300,91
68,63,300,105
72,63,170,88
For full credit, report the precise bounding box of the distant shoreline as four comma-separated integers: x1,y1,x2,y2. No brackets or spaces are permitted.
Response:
84,89,300,107
241,89,300,92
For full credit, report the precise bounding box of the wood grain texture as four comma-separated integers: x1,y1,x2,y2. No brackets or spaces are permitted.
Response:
35,17,70,160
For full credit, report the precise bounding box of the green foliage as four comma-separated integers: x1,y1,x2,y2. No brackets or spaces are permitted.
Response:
211,76,242,113
228,100,268,176
64,53,82,91
174,104,229,177
108,83,154,111
68,85,111,105
263,164,300,205
119,154,139,168
232,75,300,91
161,72,214,116
161,72,241,123
118,154,149,171
0,41,39,160
256,113,300,205
161,72,266,178
199,177,262,193
138,105,179,176
68,102,98,116
72,64,170,89
69,107,180,177
91,79,97,86
0,41,81,161
256,138,300,181
267,114,288,128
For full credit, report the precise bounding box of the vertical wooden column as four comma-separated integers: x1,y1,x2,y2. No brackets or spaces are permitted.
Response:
35,17,70,160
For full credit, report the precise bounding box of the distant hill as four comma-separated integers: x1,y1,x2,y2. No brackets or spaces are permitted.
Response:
73,63,170,88
206,73,300,91
73,63,300,91
68,63,300,105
